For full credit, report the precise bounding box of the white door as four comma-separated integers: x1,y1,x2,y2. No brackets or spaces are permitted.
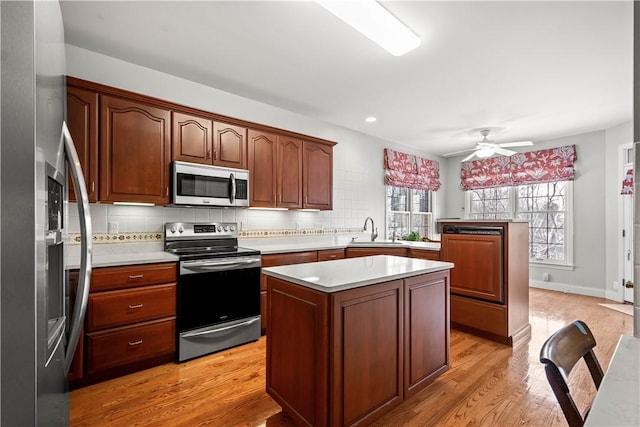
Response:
621,145,634,303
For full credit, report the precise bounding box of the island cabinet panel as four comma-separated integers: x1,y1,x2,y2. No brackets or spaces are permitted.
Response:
66,85,99,202
303,141,333,210
266,268,450,427
404,271,450,398
171,111,213,165
99,95,171,204
267,277,330,427
331,281,404,427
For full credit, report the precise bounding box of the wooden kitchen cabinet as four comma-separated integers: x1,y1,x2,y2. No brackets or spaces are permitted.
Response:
303,141,333,210
99,95,171,204
172,111,213,165
440,221,530,346
408,248,441,261
213,122,247,169
66,83,99,202
74,262,177,386
277,136,303,209
266,269,450,426
346,247,408,258
248,129,277,207
317,248,345,261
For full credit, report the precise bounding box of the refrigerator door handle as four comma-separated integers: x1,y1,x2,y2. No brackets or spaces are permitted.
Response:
62,122,93,374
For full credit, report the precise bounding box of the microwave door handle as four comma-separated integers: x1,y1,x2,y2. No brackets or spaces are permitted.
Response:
229,173,236,204
62,122,93,375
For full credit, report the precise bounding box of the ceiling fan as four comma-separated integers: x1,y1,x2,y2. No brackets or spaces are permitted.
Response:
444,129,533,162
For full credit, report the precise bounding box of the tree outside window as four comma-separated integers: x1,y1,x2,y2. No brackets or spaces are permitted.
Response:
386,187,433,240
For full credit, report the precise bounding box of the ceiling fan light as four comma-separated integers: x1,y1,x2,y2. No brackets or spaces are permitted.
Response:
476,147,495,158
316,0,421,56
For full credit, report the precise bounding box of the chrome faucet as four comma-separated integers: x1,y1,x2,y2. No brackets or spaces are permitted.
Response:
363,217,378,242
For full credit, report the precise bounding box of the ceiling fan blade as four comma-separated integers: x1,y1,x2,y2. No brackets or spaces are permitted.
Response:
443,147,476,157
461,152,477,162
494,147,516,157
497,141,533,148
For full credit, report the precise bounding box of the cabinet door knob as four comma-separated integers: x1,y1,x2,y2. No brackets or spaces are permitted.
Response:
207,150,211,159
214,150,218,160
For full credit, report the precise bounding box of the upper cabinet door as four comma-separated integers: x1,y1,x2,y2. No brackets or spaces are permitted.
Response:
100,95,171,204
248,129,277,208
303,141,333,210
66,85,99,202
213,122,247,169
172,111,213,165
277,136,303,209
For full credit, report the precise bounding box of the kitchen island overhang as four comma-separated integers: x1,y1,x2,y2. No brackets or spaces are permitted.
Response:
263,255,453,427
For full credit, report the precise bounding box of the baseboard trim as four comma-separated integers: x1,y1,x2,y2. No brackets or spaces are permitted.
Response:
529,280,606,298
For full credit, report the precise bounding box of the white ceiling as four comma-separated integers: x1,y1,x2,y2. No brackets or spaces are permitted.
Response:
59,1,633,156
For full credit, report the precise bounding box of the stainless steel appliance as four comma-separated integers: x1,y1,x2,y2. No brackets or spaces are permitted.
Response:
172,161,250,207
1,1,93,425
165,222,261,362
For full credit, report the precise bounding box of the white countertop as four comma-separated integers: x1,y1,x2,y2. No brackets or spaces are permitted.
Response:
65,242,179,269
241,235,440,255
262,255,453,292
584,334,640,426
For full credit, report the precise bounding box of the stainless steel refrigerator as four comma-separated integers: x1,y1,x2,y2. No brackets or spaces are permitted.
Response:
1,0,92,424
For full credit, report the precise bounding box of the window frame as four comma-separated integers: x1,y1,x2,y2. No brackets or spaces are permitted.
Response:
465,181,574,267
385,186,435,240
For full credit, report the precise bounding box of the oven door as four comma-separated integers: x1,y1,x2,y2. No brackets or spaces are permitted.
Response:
177,255,261,361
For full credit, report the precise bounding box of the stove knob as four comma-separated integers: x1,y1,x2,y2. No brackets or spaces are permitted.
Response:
178,226,184,234
230,225,235,232
224,226,229,232
170,226,176,233
217,225,222,232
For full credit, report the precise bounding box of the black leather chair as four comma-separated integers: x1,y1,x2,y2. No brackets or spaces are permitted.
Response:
539,320,604,427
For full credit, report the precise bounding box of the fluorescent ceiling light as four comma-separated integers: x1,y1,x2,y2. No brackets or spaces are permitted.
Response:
317,1,421,56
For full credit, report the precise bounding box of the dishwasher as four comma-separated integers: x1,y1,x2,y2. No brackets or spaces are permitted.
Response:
441,225,505,304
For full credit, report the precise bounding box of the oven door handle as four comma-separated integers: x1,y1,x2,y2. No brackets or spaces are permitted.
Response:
180,257,260,274
182,317,260,338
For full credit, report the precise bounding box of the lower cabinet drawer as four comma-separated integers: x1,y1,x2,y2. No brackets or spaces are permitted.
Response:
450,295,508,336
86,318,175,374
87,284,176,331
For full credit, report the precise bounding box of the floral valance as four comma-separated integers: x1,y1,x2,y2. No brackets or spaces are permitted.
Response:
384,148,441,191
621,168,633,195
461,144,577,191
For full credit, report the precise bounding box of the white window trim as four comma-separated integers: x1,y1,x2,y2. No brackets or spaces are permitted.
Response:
385,187,436,240
464,182,574,267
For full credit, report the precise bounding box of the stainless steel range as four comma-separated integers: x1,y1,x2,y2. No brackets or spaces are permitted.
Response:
165,222,261,362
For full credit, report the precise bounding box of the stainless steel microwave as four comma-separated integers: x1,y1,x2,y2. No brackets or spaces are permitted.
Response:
172,161,249,207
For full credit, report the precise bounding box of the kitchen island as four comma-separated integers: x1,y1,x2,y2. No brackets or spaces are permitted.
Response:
262,255,453,427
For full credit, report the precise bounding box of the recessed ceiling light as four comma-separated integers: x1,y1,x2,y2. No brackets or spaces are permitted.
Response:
317,1,421,56
365,117,377,123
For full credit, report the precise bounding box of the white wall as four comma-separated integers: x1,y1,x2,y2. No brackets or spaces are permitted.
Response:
65,45,447,236
443,128,630,298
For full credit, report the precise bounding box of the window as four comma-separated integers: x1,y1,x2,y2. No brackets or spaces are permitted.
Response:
386,187,433,240
467,181,573,265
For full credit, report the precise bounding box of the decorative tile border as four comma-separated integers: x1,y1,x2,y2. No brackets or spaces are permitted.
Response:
67,232,163,245
68,228,364,244
238,227,363,238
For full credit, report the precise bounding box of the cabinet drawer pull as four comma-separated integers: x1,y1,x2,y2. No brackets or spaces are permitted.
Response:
128,274,144,280
207,149,211,159
128,303,144,309
329,255,337,259
128,339,143,346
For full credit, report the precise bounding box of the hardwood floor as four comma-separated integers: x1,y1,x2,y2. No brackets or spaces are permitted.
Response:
70,288,634,426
